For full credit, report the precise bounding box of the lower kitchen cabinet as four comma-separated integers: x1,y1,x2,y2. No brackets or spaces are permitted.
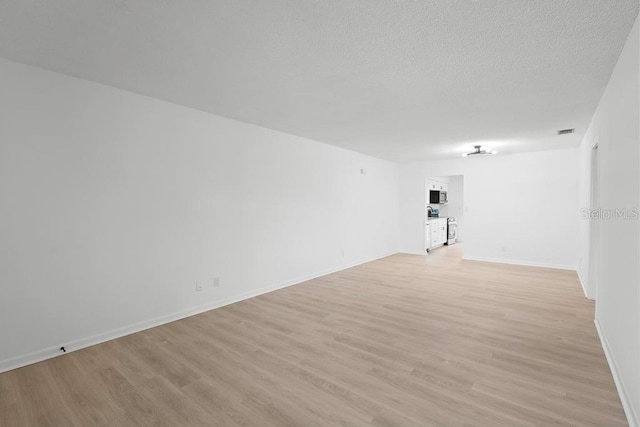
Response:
426,218,448,252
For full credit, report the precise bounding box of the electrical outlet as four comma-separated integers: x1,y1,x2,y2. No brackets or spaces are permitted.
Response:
213,277,220,288
195,282,203,291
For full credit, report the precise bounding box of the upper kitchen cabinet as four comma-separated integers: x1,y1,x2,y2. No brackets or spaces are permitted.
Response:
427,180,449,193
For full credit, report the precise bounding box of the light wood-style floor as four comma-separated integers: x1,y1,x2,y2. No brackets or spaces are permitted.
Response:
0,245,627,426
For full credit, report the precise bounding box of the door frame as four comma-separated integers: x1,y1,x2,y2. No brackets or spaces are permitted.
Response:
587,143,599,300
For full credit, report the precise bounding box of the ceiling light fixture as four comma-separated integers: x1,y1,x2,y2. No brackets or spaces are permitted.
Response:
462,145,497,157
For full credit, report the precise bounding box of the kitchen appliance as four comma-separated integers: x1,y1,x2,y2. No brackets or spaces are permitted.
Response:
440,191,448,204
429,190,448,204
429,190,439,204
446,217,458,245
428,207,439,217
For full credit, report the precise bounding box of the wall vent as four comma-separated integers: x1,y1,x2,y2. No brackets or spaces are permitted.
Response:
557,128,575,135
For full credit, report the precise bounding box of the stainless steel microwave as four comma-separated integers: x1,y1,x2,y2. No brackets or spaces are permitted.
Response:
429,190,448,204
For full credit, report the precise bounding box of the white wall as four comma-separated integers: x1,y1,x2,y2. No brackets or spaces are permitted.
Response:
0,58,400,371
578,16,639,426
400,148,580,269
448,175,464,241
427,176,451,183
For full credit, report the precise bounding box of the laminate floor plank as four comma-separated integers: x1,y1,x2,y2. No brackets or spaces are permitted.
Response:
0,245,628,426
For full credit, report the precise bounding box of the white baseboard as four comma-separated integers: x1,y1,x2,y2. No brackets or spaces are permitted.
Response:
462,255,577,271
595,318,638,427
0,250,397,374
399,250,428,256
576,268,591,299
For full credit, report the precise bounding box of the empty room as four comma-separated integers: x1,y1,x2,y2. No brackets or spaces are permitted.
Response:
1,1,639,426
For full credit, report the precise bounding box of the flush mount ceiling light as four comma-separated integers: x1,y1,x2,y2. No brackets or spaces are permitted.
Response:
462,145,497,157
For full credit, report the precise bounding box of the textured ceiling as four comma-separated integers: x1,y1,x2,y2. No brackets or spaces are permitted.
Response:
0,1,638,162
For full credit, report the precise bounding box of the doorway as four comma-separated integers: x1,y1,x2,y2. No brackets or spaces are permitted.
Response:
424,175,464,254
588,144,599,300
